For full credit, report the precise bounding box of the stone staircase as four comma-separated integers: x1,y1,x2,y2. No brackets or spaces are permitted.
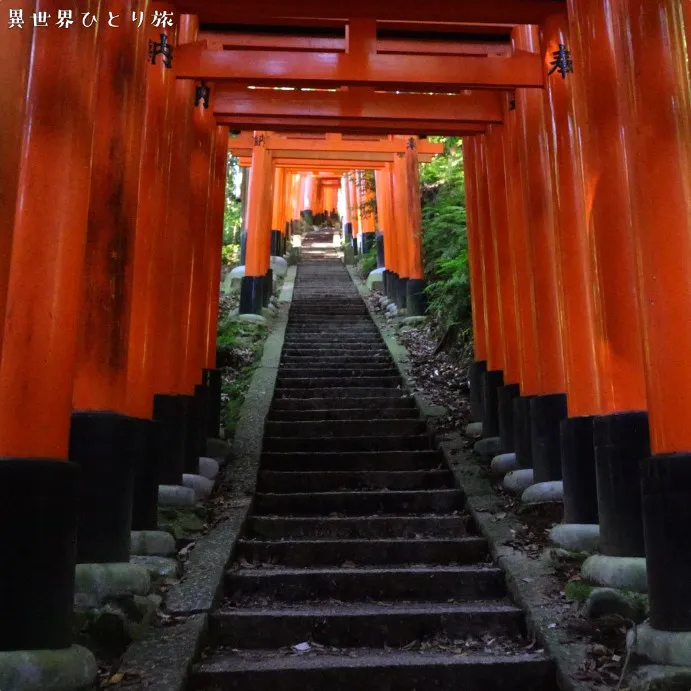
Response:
190,230,555,690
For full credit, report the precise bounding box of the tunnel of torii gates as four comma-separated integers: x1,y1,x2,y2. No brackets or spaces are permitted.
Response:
1,0,691,664
226,132,443,315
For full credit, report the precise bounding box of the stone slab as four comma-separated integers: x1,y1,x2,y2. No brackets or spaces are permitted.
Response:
74,563,151,608
628,624,691,667
182,473,214,500
503,469,535,495
582,555,648,593
130,530,176,557
490,453,518,477
0,645,97,691
366,268,385,289
237,313,268,326
131,556,182,580
198,456,220,480
522,481,564,505
474,436,502,459
548,524,599,554
465,422,483,438
158,485,197,507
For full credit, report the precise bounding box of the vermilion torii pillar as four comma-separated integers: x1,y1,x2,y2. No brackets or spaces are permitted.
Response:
501,95,541,470
568,0,650,559
180,74,217,475
148,11,196,489
391,152,411,309
462,138,488,423
403,137,427,317
240,132,273,315
513,26,568,490
473,136,505,438
485,125,521,452
374,168,390,272
0,0,32,360
349,175,360,254
342,175,354,247
70,0,152,565
203,126,230,438
618,0,691,639
0,0,100,653
271,167,286,256
540,12,603,525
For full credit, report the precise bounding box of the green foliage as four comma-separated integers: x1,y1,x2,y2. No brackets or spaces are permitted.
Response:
221,152,244,267
357,244,378,279
419,137,472,342
221,244,241,266
216,319,269,435
346,169,377,228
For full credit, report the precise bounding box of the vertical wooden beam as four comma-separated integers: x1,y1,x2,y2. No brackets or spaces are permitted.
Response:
513,25,568,480
474,134,505,438
463,137,489,422
69,0,153,564
540,11,602,524
392,153,411,307
404,137,426,316
240,131,271,315
567,0,650,557
618,0,691,632
73,0,150,413
0,0,33,358
567,0,647,414
486,125,521,449
0,0,100,653
501,95,541,467
129,4,178,414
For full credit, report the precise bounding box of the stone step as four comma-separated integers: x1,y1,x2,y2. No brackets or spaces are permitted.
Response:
273,388,408,400
236,537,487,567
280,358,394,368
267,408,418,422
277,368,399,379
210,600,525,648
281,349,391,358
258,469,452,492
286,327,378,334
263,420,427,438
193,650,553,691
262,435,434,453
283,337,383,346
270,396,415,410
260,450,444,471
245,515,473,540
253,489,462,516
225,565,506,602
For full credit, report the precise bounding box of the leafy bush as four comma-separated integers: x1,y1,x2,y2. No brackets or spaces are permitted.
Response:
221,244,240,266
419,137,472,344
357,245,378,279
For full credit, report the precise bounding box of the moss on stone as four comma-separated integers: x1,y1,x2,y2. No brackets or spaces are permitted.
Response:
564,580,595,603
157,506,206,541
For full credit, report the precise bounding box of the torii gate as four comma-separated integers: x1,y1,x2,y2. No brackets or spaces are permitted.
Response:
3,0,691,669
226,132,442,316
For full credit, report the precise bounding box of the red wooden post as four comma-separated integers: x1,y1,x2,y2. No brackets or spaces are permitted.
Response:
0,0,100,652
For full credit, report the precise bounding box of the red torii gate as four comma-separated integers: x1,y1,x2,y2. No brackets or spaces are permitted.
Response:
0,0,690,673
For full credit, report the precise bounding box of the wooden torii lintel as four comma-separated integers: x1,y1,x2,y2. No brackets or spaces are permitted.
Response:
219,116,488,136
227,133,443,156
174,44,543,90
213,86,505,124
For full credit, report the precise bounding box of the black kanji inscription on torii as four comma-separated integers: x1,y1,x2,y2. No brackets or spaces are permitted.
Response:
548,44,573,79
149,33,173,69
195,81,211,109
